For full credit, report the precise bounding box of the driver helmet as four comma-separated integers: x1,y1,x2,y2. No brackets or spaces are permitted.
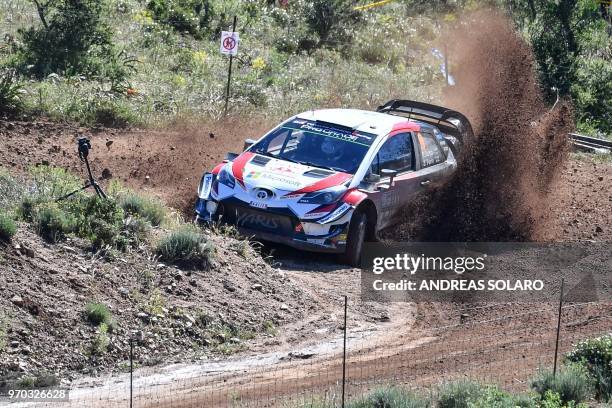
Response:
321,137,343,160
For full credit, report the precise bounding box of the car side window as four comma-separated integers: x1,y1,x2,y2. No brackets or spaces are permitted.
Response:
261,129,290,156
371,132,414,175
417,131,446,167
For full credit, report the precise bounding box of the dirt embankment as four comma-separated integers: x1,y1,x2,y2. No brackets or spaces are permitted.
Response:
0,118,274,212
384,10,574,242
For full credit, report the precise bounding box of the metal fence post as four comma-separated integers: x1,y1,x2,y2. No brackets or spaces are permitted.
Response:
553,278,564,377
130,337,134,408
342,296,348,408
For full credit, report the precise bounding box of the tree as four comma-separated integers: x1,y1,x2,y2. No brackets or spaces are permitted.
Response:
17,0,116,79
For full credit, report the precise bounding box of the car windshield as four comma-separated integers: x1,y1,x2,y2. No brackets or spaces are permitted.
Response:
249,118,376,174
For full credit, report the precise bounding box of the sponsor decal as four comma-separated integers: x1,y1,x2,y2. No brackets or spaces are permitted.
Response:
249,201,267,209
287,173,352,195
236,211,279,229
317,203,351,224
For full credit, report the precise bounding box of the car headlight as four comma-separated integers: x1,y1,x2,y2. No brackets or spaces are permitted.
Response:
298,190,343,205
198,173,213,199
218,168,235,188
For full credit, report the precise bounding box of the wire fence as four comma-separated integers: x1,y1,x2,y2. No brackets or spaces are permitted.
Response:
19,299,611,408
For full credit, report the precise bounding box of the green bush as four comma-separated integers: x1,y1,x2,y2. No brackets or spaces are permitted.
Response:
437,380,484,408
120,193,166,226
77,196,124,249
89,322,110,356
565,334,612,401
0,212,17,242
347,387,429,408
146,0,214,38
156,229,214,268
34,204,75,243
15,0,125,82
85,302,111,326
531,365,592,405
0,70,24,114
466,386,536,408
304,0,362,49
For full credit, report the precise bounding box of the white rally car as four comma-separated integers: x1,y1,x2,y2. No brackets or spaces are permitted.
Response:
196,100,473,265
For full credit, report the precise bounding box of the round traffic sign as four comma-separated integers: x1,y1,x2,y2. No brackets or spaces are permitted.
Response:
223,37,236,51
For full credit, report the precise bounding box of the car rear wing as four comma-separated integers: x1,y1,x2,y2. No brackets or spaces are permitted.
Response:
377,99,474,142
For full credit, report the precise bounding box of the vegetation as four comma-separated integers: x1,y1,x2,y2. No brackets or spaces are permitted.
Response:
119,193,166,226
531,365,592,405
437,380,485,408
347,387,429,408
0,312,9,353
565,334,612,401
0,211,17,242
0,165,174,251
0,1,607,134
156,228,214,268
89,322,110,356
85,302,112,326
34,203,76,243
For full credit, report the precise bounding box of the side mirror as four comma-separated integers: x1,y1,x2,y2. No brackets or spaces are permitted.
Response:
243,138,256,151
381,169,398,185
225,152,239,161
364,173,381,183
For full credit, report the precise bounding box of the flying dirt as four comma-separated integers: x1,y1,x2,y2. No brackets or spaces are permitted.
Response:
383,10,572,242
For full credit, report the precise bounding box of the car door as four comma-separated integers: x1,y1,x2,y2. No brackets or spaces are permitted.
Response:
364,132,421,230
414,130,453,186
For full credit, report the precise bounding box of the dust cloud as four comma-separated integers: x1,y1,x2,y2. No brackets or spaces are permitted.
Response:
384,10,572,242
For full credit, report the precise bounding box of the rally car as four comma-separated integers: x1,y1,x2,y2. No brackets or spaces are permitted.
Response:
196,100,473,265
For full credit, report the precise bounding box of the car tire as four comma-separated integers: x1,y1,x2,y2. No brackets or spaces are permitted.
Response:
339,211,367,267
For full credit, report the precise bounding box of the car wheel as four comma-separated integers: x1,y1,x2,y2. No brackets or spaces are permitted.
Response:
339,211,367,267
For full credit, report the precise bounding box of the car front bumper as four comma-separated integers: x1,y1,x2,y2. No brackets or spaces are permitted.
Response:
195,198,349,254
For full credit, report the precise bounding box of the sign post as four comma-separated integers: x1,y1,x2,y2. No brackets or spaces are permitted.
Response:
221,16,238,116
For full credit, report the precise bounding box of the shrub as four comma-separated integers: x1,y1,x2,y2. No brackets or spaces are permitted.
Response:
77,196,124,249
304,0,362,49
156,229,214,268
85,302,111,326
565,334,612,401
34,204,75,243
120,193,166,226
124,216,151,245
466,386,536,408
0,212,17,242
15,0,124,82
347,387,429,408
0,70,24,114
89,323,110,356
146,0,214,38
531,365,592,405
27,165,83,202
0,169,25,211
437,380,484,408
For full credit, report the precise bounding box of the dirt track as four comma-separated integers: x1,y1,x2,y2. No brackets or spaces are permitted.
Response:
22,300,610,408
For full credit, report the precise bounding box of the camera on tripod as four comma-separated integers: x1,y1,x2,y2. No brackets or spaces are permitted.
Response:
56,136,106,201
77,137,92,162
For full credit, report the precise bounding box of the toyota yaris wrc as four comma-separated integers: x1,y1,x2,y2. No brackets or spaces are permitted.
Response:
196,100,473,265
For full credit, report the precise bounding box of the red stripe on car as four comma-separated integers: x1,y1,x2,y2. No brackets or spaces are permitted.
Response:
390,121,420,134
231,152,255,183
342,189,367,205
212,162,225,175
288,172,352,195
